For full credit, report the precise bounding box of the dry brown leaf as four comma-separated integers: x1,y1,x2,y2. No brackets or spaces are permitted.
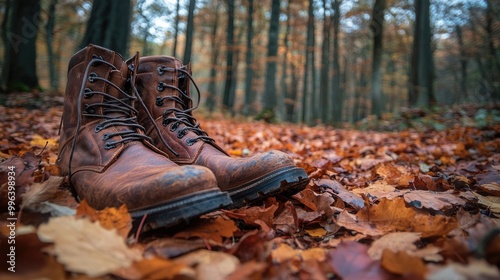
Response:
477,182,500,196
174,250,240,280
403,190,465,211
337,198,457,237
317,179,365,210
20,176,65,210
471,192,500,214
37,215,142,277
271,243,298,263
381,249,427,277
174,216,238,243
226,203,278,228
114,256,195,280
368,232,421,260
76,200,132,239
226,260,267,280
352,181,401,201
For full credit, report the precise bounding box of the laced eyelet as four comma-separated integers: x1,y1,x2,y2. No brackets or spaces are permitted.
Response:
85,104,95,114
94,125,103,133
102,133,110,140
186,138,196,146
170,123,178,132
91,55,103,66
157,82,166,92
157,66,165,75
155,96,163,106
83,88,93,98
162,118,168,127
104,142,116,150
88,72,98,83
128,64,135,72
177,130,186,139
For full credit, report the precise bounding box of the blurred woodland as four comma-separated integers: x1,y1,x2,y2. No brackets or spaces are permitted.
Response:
0,0,499,124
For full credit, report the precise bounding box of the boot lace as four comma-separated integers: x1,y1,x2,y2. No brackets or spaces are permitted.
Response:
155,65,214,147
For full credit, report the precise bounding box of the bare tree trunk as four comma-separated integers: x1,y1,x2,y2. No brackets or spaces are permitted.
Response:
1,0,41,95
331,0,342,124
183,0,196,64
79,0,131,56
320,0,331,123
485,0,499,100
263,0,280,117
370,0,386,118
302,0,315,124
243,0,254,116
409,0,434,108
45,0,58,91
455,25,467,101
222,0,236,113
282,0,294,122
206,3,220,113
172,0,181,57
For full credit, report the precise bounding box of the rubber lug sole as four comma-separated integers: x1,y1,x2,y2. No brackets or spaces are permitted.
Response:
130,190,232,230
226,166,310,209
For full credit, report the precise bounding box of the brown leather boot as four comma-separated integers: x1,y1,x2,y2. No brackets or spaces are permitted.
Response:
57,45,231,228
134,56,309,208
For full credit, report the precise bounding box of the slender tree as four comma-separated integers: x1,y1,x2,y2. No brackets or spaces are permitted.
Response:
330,0,342,124
282,0,294,122
206,3,221,113
243,0,254,116
409,0,434,107
222,0,236,113
0,0,40,96
455,25,467,100
79,0,131,56
263,0,280,116
302,0,315,124
172,0,181,57
46,0,58,91
320,0,331,123
183,0,196,64
370,0,386,118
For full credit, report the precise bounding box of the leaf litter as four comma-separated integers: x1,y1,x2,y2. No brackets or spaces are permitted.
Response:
0,104,499,279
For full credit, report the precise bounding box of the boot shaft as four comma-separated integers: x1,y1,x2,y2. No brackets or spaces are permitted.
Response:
58,45,144,175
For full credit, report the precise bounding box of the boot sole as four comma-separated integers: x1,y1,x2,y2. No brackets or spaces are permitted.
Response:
130,190,232,229
225,166,310,209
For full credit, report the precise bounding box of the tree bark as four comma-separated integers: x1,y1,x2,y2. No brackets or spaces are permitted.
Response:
206,3,220,113
302,0,315,124
183,0,196,64
409,0,434,108
263,0,280,115
46,0,58,91
455,25,467,101
222,0,235,113
1,0,40,95
282,0,294,122
79,0,131,56
331,0,342,124
370,0,386,118
243,0,254,116
320,0,331,123
172,0,181,57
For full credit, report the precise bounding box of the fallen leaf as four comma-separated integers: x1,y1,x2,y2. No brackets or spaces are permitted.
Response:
317,179,365,210
76,200,132,239
477,182,500,196
337,197,458,237
427,259,500,280
305,227,327,237
226,261,267,280
20,176,64,210
225,203,278,228
472,192,500,214
145,238,208,259
37,215,142,277
352,181,400,201
271,243,297,263
328,241,394,280
381,249,427,277
114,256,195,280
403,190,465,211
174,250,240,280
368,232,421,260
174,216,238,243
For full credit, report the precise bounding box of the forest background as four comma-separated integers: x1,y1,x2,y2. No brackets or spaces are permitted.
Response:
0,0,498,125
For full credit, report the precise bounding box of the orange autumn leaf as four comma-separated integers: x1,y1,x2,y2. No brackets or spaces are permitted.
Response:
174,216,238,243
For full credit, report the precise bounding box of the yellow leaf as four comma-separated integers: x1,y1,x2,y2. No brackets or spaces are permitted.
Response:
305,227,327,237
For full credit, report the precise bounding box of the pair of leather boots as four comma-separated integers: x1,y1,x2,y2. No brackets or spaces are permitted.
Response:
57,45,309,229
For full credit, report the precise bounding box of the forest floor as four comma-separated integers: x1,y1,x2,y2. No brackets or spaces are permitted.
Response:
0,97,499,280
